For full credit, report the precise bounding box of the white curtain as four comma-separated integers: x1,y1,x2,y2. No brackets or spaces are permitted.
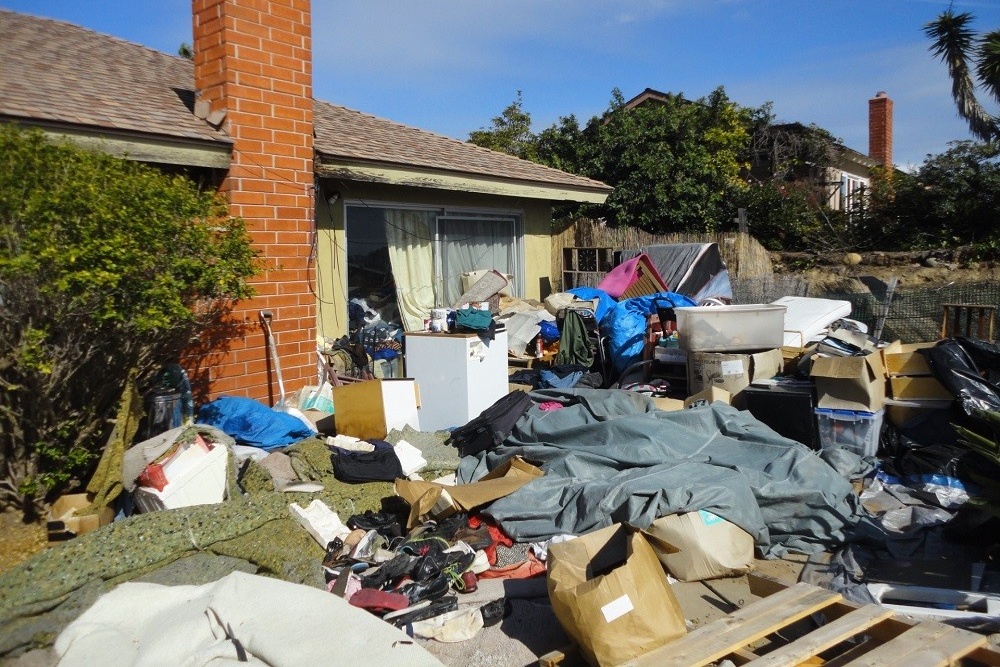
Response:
384,210,436,332
440,218,514,305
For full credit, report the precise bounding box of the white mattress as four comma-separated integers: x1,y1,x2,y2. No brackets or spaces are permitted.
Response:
772,296,852,347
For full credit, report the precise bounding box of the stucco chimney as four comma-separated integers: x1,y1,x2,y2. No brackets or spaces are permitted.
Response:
191,0,316,402
869,91,893,167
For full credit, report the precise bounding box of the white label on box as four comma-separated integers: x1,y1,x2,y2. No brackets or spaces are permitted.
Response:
720,360,745,376
601,594,634,623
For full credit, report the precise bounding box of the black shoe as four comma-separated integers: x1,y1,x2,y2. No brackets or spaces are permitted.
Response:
387,595,458,628
347,510,403,540
360,552,416,590
480,598,511,628
398,573,450,605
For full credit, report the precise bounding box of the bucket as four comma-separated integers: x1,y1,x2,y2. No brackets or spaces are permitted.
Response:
146,390,183,439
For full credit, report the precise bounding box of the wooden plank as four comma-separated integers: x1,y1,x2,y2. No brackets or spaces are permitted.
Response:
745,605,893,667
624,582,841,667
842,620,986,667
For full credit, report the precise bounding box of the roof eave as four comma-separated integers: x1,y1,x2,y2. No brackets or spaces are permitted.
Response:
2,117,232,169
316,157,611,204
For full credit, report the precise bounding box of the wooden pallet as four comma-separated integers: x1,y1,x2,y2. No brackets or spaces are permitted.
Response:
540,576,1000,667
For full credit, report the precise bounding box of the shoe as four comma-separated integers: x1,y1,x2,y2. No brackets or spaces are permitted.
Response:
387,595,458,628
441,551,476,591
479,598,511,628
452,525,493,551
360,552,416,590
350,529,387,562
348,588,409,615
347,510,403,540
397,573,450,605
459,570,478,594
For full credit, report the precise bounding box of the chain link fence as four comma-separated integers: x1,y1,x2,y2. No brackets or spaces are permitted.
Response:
732,277,1000,343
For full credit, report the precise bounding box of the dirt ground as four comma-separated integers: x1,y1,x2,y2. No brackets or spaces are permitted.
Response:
772,249,1000,292
0,511,47,575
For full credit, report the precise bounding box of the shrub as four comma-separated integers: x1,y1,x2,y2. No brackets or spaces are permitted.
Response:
0,126,258,512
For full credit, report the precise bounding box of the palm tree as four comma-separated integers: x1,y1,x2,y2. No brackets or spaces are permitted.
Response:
925,11,1000,142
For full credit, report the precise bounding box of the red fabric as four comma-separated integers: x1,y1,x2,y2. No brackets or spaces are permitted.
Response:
479,551,546,580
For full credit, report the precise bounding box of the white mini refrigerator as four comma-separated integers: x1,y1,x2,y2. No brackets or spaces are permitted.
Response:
404,330,509,432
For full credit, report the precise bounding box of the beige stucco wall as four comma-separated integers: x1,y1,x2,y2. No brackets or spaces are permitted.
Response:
313,180,554,341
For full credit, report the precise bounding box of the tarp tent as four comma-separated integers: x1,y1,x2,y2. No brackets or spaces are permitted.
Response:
620,243,732,303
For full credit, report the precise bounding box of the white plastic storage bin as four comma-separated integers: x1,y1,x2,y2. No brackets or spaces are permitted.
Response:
133,444,228,512
675,304,786,352
814,408,884,457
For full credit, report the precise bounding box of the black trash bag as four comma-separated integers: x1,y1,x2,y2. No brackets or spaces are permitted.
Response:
924,338,1000,415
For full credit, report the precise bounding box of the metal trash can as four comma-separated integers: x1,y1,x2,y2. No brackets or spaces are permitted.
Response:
146,390,183,439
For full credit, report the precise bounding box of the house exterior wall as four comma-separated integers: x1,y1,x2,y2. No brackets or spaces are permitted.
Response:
314,180,553,341
192,0,316,402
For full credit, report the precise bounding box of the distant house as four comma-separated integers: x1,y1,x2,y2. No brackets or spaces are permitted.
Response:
624,87,894,213
0,3,611,401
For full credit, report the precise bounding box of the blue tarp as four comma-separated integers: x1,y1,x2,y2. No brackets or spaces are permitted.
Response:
602,291,696,373
197,396,315,449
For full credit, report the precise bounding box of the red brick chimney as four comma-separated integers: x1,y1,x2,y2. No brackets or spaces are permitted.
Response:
192,0,316,402
868,91,893,167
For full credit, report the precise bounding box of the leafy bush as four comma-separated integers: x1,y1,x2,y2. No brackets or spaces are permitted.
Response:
0,126,258,511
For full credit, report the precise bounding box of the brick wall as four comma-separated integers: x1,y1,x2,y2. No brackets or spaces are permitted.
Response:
192,0,316,403
868,91,893,168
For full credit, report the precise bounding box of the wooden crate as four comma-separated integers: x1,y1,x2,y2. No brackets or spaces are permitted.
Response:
539,575,1000,667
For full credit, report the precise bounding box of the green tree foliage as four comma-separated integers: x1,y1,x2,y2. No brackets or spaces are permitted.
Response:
926,11,1000,142
0,126,258,510
468,90,538,161
472,88,864,248
541,87,754,234
872,140,1000,251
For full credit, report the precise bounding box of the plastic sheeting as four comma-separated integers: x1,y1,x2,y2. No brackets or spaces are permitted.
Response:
620,243,732,302
458,389,864,558
602,292,697,373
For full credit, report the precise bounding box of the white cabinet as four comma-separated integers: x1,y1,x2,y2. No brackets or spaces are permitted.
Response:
404,330,509,432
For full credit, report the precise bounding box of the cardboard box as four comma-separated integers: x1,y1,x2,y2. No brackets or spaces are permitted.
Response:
47,494,114,543
780,344,817,376
652,396,685,411
643,510,755,582
889,376,953,402
133,443,228,512
395,455,542,528
683,386,732,409
686,349,782,405
547,524,686,667
881,341,936,376
331,378,420,440
810,350,887,411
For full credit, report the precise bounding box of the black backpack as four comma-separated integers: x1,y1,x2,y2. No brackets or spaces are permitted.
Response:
446,390,533,457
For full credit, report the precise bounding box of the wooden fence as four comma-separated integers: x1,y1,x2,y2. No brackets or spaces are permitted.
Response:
550,219,774,291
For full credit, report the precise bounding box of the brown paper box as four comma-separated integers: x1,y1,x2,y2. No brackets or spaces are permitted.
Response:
643,510,754,582
331,378,420,440
683,386,732,409
395,456,543,528
810,349,887,411
881,340,937,376
890,376,953,401
47,494,114,543
651,396,685,412
686,348,782,406
547,524,686,666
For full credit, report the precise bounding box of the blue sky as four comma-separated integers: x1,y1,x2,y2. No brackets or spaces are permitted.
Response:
4,0,1000,170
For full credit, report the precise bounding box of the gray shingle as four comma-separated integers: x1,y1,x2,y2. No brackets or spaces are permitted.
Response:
1,9,610,193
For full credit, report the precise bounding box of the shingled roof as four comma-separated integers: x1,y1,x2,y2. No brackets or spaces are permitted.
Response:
0,9,228,145
313,101,610,192
0,9,610,194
